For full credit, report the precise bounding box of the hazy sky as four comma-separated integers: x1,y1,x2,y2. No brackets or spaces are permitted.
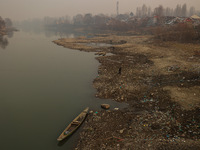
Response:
0,0,200,20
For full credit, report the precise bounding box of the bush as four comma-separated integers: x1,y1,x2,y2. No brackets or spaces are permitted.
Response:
154,23,199,43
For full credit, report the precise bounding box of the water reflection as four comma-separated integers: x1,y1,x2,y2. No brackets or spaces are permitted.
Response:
0,31,15,49
0,30,128,150
7,31,14,38
37,28,81,38
0,35,9,49
18,24,92,38
44,30,75,38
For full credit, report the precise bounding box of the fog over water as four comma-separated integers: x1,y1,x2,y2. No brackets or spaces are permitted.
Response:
0,0,200,20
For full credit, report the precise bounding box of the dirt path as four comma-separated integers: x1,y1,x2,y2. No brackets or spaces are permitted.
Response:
54,34,200,149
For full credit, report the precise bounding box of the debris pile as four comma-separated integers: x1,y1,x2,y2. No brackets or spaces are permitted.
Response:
54,34,200,149
76,108,200,149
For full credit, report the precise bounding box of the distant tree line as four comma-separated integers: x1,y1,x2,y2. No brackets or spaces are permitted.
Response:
17,3,200,34
41,4,199,28
0,17,6,32
0,17,13,48
0,16,13,34
136,4,197,18
16,3,200,43
154,23,200,43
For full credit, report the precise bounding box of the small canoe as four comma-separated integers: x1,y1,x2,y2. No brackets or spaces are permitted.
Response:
57,107,89,141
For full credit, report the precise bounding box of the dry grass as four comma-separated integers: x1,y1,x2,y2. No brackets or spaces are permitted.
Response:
54,34,200,110
164,86,200,110
154,24,199,43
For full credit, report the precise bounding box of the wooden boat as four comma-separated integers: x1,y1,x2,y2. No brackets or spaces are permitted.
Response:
57,107,89,141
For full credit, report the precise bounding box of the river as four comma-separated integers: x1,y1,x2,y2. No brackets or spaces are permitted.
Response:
0,30,127,150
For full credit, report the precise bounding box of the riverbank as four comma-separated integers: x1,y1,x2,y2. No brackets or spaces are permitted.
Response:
0,27,18,36
53,34,200,149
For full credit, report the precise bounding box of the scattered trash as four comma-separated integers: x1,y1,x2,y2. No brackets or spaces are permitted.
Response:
167,65,180,72
55,31,200,149
119,129,124,134
114,108,119,110
141,98,154,103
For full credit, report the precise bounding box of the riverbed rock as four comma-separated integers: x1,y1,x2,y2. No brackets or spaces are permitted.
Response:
101,104,110,109
119,129,124,134
114,108,119,110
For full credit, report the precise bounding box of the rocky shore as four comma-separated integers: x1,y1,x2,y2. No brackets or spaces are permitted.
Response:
53,34,200,149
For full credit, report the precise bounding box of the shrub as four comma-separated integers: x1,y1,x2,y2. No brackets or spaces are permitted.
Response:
154,23,199,43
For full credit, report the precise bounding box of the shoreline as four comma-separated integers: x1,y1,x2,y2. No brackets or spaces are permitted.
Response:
53,34,200,149
0,27,18,36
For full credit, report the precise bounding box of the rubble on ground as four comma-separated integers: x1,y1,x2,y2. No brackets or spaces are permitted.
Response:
101,104,110,109
54,34,200,149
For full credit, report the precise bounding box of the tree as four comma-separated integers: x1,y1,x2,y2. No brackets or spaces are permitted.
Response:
136,7,141,17
154,5,164,17
0,35,8,49
116,14,129,21
181,4,187,17
189,6,196,16
170,8,174,16
165,7,171,16
83,13,93,25
73,14,84,25
94,14,106,25
130,12,134,17
0,16,6,30
147,7,152,17
64,15,71,25
174,4,182,16
4,18,13,27
142,4,147,17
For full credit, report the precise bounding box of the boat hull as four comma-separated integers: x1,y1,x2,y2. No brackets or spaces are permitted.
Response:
57,107,89,141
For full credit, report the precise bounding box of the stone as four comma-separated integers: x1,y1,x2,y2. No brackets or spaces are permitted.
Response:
95,52,106,56
119,129,124,134
101,104,110,109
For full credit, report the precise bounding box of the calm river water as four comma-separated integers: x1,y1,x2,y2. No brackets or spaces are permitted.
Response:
0,30,127,150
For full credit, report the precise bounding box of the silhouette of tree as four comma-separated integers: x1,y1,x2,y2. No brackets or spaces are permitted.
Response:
94,14,106,25
136,7,142,17
130,12,134,17
189,6,196,16
73,14,84,25
174,4,182,16
147,7,152,17
181,4,187,17
0,35,8,49
83,14,93,25
142,4,147,17
165,7,171,16
5,18,13,27
154,5,164,17
0,16,6,30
